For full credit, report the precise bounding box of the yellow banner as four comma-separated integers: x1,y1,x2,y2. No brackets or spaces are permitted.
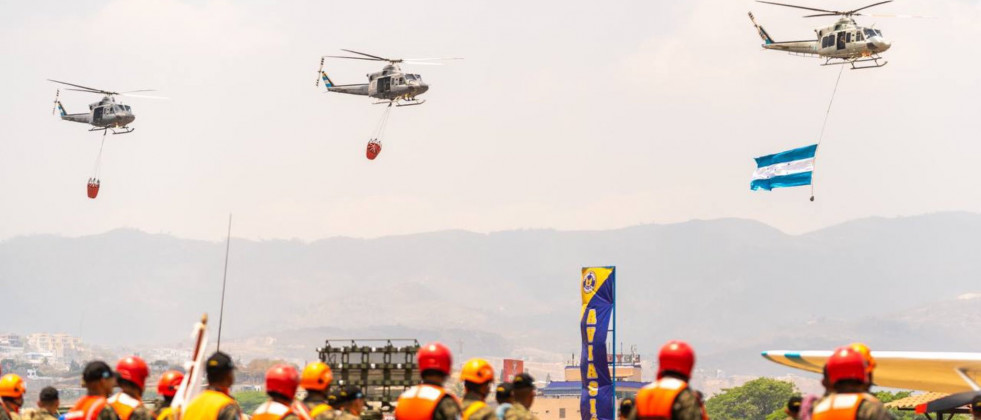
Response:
580,267,614,318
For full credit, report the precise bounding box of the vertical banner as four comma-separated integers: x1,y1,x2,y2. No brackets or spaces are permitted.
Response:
580,267,615,420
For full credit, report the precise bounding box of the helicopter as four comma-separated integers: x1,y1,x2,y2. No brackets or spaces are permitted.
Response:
748,1,898,69
316,49,460,107
48,79,163,134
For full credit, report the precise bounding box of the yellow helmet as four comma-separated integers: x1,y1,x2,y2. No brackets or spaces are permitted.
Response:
300,361,333,391
0,374,25,398
849,342,876,374
460,358,494,384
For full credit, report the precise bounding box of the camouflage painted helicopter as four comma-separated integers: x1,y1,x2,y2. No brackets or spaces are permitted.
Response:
316,49,460,106
748,1,899,69
49,79,164,134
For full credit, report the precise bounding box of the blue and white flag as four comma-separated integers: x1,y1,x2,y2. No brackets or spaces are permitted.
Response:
751,144,818,191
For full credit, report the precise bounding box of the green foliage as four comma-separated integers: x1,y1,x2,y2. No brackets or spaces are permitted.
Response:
233,390,267,414
705,377,797,420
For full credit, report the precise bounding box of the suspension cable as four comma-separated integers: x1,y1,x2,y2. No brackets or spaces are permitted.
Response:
810,65,845,202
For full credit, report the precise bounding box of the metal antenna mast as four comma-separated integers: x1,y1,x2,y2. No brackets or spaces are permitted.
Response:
217,213,232,351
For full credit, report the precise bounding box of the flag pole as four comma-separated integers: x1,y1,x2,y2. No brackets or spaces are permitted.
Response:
612,266,617,419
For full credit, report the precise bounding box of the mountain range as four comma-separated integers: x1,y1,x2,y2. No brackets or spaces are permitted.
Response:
3,212,981,378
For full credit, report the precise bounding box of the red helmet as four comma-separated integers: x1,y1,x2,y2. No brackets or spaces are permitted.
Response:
826,347,868,386
265,364,300,400
157,370,184,398
417,342,452,375
657,340,695,379
116,356,150,390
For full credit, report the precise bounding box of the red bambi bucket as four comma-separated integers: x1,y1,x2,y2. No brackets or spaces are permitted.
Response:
87,180,100,199
366,141,382,160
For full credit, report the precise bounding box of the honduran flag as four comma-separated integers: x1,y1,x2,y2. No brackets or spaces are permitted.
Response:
751,144,818,191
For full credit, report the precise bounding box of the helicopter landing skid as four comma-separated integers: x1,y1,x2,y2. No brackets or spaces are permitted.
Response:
90,127,135,135
395,99,425,107
822,56,887,70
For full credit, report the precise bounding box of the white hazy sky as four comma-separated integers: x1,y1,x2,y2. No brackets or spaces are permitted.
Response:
1,0,979,241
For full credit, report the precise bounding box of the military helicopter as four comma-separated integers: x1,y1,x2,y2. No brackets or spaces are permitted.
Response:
316,50,460,160
48,79,163,134
316,49,460,107
748,1,899,69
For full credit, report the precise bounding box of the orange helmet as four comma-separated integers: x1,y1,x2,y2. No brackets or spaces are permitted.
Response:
460,358,494,384
0,374,25,398
300,362,333,391
848,342,876,374
157,370,184,398
657,340,695,379
826,347,868,386
116,356,150,390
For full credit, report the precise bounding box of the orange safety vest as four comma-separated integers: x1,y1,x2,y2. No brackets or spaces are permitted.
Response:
394,384,460,420
108,393,143,420
65,396,109,420
635,378,708,420
252,401,293,420
183,390,235,420
811,393,869,420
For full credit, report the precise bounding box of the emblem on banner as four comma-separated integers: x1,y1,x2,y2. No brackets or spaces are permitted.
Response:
582,270,597,293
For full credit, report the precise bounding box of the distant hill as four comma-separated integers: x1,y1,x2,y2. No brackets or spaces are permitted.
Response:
3,212,981,377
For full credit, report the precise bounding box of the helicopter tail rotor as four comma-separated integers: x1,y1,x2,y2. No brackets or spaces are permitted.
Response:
51,89,68,117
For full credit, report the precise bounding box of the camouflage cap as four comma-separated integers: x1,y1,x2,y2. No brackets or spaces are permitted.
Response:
512,373,535,390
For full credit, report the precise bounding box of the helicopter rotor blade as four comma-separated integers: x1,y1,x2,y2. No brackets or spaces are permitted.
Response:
65,88,106,93
340,49,392,61
119,89,157,94
756,1,839,15
803,13,841,18
848,0,893,15
119,93,169,100
325,55,386,61
402,62,445,66
47,79,115,95
862,13,931,18
401,57,464,62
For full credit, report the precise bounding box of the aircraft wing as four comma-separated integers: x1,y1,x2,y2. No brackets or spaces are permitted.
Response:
762,350,981,393
762,40,819,55
326,84,369,96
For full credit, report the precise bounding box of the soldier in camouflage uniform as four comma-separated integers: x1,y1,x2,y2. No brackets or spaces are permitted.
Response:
0,374,26,420
331,386,364,420
459,359,496,420
298,362,335,420
21,387,60,420
394,342,461,420
183,352,245,420
811,347,895,420
109,357,154,420
630,341,707,420
67,362,121,420
783,396,802,420
503,373,537,420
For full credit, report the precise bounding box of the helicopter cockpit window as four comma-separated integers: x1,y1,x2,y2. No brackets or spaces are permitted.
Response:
406,74,416,81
